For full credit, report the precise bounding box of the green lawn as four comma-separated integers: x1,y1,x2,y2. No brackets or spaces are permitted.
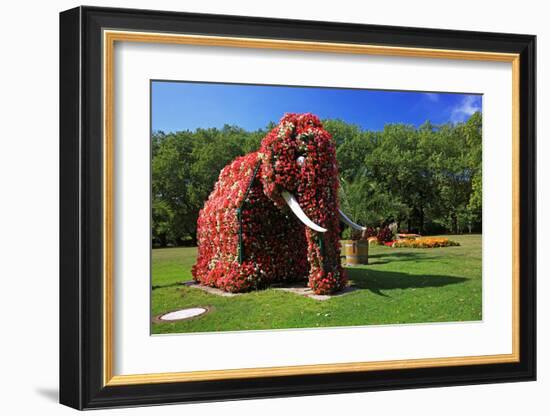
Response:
151,234,481,334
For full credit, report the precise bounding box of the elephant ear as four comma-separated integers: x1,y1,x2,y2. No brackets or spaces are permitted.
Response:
258,138,284,207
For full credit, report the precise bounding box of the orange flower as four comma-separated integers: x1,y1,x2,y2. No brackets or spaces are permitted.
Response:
392,237,459,248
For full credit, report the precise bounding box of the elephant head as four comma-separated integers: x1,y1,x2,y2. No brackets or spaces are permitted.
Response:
257,113,362,294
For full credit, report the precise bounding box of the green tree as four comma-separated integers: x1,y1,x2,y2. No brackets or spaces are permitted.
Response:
152,113,482,245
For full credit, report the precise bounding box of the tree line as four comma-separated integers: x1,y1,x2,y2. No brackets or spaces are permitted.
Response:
152,113,481,247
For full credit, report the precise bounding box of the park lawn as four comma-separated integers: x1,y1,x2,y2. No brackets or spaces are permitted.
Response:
151,234,481,334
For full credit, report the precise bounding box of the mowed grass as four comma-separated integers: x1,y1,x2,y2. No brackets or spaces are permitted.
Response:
151,234,481,334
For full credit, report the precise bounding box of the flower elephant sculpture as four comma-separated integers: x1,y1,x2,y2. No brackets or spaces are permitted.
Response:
192,113,365,295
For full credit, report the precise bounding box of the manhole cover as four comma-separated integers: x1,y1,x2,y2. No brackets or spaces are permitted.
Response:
159,307,208,321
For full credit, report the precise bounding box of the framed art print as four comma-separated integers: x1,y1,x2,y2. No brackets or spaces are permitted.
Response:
59,6,536,409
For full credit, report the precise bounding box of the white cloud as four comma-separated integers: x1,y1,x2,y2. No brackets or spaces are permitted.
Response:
450,95,481,123
423,92,439,102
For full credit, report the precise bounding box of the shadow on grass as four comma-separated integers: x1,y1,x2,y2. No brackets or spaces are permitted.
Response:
368,251,440,261
346,267,467,297
152,281,187,291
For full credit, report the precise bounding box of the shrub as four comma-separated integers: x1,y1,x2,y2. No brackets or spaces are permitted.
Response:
377,226,393,243
361,226,377,239
350,229,363,240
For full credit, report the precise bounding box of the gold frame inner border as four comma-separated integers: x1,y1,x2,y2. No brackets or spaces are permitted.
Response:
102,29,520,387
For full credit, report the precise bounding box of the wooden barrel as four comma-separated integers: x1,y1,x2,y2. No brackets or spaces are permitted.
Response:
341,240,369,265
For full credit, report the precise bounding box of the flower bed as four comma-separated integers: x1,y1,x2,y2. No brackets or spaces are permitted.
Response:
392,237,460,248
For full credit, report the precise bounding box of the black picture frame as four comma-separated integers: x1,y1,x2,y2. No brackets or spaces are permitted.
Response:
60,5,536,410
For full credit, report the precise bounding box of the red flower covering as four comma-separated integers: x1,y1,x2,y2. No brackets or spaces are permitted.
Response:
192,113,346,295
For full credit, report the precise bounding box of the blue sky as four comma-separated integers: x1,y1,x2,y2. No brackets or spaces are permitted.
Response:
151,81,482,133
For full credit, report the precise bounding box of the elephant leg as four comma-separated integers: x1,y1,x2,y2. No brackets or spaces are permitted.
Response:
305,229,347,295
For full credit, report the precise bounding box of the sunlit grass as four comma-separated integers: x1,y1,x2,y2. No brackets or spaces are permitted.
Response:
151,234,481,334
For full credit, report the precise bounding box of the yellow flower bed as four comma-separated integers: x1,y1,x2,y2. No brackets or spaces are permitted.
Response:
392,237,459,248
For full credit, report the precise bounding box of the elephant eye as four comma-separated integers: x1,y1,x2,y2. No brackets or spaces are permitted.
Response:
296,156,305,166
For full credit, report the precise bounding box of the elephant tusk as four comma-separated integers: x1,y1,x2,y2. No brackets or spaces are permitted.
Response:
338,209,366,231
281,191,327,233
